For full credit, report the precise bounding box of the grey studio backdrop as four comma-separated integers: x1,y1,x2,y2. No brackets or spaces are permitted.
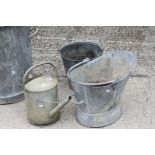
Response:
0,26,154,128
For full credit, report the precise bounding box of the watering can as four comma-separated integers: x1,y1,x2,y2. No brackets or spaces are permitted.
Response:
23,62,71,125
67,51,137,127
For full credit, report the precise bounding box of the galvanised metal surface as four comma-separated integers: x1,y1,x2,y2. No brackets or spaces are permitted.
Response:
23,62,71,125
67,51,137,127
0,26,32,104
59,42,103,88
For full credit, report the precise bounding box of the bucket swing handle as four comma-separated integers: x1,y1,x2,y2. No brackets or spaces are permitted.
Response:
23,62,58,85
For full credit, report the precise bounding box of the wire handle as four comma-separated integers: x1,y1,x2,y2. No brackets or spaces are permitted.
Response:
23,62,58,85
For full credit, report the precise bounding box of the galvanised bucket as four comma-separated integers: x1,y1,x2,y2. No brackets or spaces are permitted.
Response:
67,51,137,127
59,42,103,88
0,26,33,104
23,62,71,125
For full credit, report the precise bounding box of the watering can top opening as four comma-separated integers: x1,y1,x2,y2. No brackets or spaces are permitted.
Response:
59,42,103,62
24,76,58,92
67,50,137,87
23,62,59,93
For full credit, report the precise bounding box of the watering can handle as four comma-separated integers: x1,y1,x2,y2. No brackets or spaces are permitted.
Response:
23,62,58,85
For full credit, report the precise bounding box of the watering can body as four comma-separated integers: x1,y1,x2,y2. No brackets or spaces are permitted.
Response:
25,84,60,125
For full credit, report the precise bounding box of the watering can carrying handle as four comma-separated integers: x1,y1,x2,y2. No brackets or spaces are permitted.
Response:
23,62,58,85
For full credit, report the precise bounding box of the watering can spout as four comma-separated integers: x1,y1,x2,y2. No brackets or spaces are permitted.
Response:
49,96,72,117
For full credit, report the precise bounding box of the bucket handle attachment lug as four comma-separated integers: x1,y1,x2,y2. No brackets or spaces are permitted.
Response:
111,79,120,90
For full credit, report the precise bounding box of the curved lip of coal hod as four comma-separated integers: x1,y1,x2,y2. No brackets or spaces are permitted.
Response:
59,41,103,62
67,50,136,87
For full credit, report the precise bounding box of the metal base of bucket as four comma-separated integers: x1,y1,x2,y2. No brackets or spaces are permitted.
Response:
76,105,122,128
0,93,25,105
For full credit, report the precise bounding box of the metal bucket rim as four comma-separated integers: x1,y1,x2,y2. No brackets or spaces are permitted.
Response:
68,71,131,87
59,41,103,62
67,50,136,87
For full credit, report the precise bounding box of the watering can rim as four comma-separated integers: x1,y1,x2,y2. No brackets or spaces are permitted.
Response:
59,41,104,62
23,62,59,93
67,50,137,87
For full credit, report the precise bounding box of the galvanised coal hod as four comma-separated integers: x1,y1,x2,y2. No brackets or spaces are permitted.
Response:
67,51,137,127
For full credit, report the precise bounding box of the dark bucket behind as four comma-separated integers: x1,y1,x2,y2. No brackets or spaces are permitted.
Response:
59,42,103,88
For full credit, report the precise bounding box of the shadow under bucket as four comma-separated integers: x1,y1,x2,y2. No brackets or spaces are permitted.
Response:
59,42,103,88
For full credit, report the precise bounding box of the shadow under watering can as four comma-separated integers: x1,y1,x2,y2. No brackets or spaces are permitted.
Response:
23,62,72,125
